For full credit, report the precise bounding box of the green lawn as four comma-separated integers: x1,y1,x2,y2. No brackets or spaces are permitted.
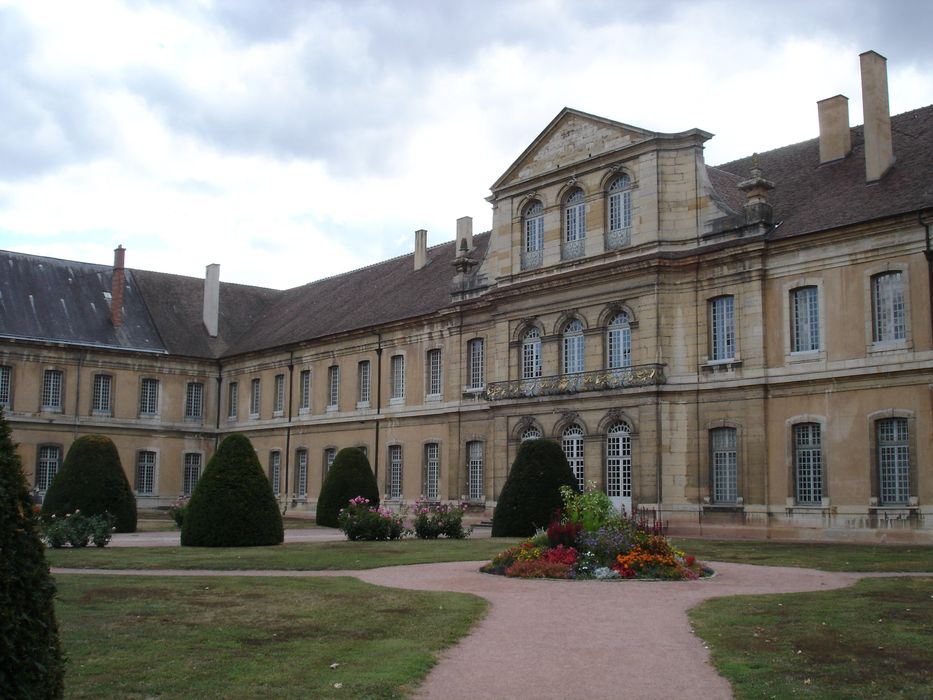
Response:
55,574,485,699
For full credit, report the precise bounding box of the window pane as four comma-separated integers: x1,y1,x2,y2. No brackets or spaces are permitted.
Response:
228,382,238,419
183,453,201,496
269,451,281,494
425,443,439,500
37,446,61,491
358,361,370,404
300,370,311,410
878,418,909,504
607,313,632,369
250,378,261,416
0,365,10,407
92,374,112,413
522,328,541,379
562,320,584,374
139,378,159,415
42,369,63,410
427,349,442,396
136,451,155,494
711,427,737,503
791,286,820,352
794,423,823,504
296,449,308,497
388,445,403,499
468,339,484,389
710,296,735,361
872,272,906,342
606,423,631,500
274,374,285,413
185,382,203,419
328,366,339,408
562,425,585,492
391,355,405,400
467,441,483,500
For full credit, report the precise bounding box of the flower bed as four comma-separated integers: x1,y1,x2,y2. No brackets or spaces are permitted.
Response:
411,498,470,539
338,496,405,541
481,484,711,580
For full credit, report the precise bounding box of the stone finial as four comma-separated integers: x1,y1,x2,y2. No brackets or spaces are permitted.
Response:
737,159,775,226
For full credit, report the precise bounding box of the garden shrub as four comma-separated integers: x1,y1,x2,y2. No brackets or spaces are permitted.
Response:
181,433,284,547
316,448,379,528
43,511,115,548
0,410,64,699
337,497,404,541
168,496,188,528
412,498,468,539
491,439,577,537
42,433,137,533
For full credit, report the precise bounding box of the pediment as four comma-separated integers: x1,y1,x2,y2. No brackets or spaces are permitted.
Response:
492,108,655,191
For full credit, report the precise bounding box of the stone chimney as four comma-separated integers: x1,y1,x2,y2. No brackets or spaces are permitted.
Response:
456,216,473,252
860,50,894,182
737,160,774,228
817,94,851,163
111,245,125,328
414,229,428,271
203,263,220,337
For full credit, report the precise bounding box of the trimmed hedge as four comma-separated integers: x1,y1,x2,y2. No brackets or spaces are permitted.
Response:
491,439,578,537
0,409,64,699
181,433,284,547
42,434,137,533
315,448,379,528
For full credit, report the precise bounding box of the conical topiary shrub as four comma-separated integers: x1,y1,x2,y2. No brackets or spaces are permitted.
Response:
42,433,137,533
0,410,65,699
315,447,379,528
181,433,283,547
491,439,578,537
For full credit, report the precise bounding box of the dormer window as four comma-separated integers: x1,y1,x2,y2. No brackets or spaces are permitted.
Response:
607,174,632,249
521,201,544,270
562,189,586,260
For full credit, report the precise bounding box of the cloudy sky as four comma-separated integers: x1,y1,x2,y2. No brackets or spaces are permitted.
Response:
2,0,932,289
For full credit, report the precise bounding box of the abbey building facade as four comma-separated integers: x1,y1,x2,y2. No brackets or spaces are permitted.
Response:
2,52,931,540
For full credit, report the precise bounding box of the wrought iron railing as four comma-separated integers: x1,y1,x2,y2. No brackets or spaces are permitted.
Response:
561,238,585,260
484,364,665,400
606,227,631,250
520,249,543,270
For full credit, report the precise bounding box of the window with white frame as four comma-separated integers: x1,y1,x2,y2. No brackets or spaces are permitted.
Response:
139,378,159,416
135,450,156,494
299,370,311,412
467,440,483,500
0,365,10,408
36,445,61,491
327,366,339,409
521,327,542,379
564,189,586,241
357,361,370,406
877,417,910,505
323,447,336,478
562,424,585,492
388,444,403,499
793,423,823,505
92,374,112,414
710,427,737,504
269,451,281,494
522,200,544,269
424,442,439,500
607,312,632,369
467,338,484,389
42,369,63,411
709,295,736,361
606,423,632,503
520,426,541,442
872,272,906,343
185,382,204,420
249,378,261,417
296,449,308,497
273,374,285,414
607,174,633,248
390,355,405,401
562,319,585,374
227,382,238,419
791,286,820,352
183,453,201,496
426,349,442,397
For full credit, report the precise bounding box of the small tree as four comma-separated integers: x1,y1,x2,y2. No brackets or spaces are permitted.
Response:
316,448,379,528
42,434,137,533
181,433,283,547
0,410,65,698
491,439,577,537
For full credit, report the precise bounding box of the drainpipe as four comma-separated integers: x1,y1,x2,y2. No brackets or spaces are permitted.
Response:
283,351,294,514
921,212,933,346
214,361,222,452
374,334,383,485
72,354,84,438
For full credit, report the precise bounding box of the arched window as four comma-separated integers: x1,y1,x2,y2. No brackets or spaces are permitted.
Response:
562,424,585,492
522,201,544,270
520,426,542,442
467,440,484,500
562,319,585,374
607,174,632,249
606,423,632,513
607,312,632,369
521,327,542,379
562,189,585,259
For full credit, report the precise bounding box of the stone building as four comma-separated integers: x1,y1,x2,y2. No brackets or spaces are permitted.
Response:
2,51,931,540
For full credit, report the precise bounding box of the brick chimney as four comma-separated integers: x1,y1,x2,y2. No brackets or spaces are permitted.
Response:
817,94,851,164
414,229,427,271
111,245,125,328
203,263,220,337
860,50,894,182
456,216,473,252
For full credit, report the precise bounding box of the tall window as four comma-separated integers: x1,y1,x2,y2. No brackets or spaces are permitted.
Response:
183,453,201,496
607,312,632,369
135,450,156,494
357,361,370,406
467,441,483,500
426,349,442,397
327,366,339,409
273,374,285,414
139,378,159,416
791,286,820,352
296,449,308,497
710,427,737,504
249,378,261,417
562,188,586,259
388,445,403,499
520,426,541,441
424,443,440,500
794,423,823,504
607,174,633,248
872,272,906,342
390,355,405,401
522,200,544,270
521,327,542,379
0,365,10,407
92,374,112,414
42,369,63,411
269,451,281,494
562,319,585,374
467,338,484,389
227,382,238,419
299,370,311,412
323,447,336,478
606,423,632,507
562,424,585,492
877,418,909,505
185,382,204,420
36,446,61,491
710,295,735,361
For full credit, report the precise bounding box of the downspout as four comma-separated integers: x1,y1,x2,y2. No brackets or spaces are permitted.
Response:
374,333,383,485
283,351,294,514
214,360,222,452
921,212,933,345
654,273,663,515
456,305,464,500
72,353,84,438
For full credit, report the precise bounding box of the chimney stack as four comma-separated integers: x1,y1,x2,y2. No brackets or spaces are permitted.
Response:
456,216,473,252
860,50,894,182
414,229,428,271
111,245,125,328
203,263,220,337
817,94,851,163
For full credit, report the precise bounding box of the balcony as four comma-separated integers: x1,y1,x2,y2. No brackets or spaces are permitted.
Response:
484,364,665,401
520,248,543,270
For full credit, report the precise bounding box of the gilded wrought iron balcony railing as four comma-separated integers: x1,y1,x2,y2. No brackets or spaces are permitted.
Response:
484,364,665,400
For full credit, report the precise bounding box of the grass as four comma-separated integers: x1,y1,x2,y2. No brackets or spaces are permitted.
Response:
47,538,521,571
55,574,485,699
690,576,933,699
